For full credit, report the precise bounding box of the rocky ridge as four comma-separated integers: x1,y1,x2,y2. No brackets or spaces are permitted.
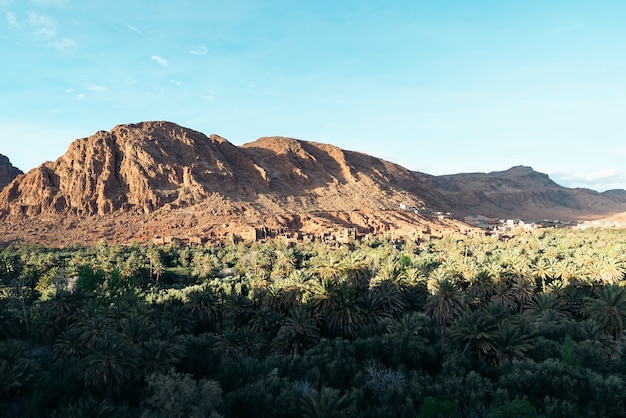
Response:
2,121,626,246
0,153,22,190
0,122,463,246
427,166,626,221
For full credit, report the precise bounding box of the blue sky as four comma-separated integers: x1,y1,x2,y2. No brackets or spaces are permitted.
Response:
2,0,626,191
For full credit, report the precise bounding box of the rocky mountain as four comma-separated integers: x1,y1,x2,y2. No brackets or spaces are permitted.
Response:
0,121,462,246
0,153,22,190
1,121,625,246
426,166,626,221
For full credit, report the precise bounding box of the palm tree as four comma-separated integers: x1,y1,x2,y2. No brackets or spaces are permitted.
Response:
79,334,136,401
450,310,496,360
492,320,535,366
184,287,221,332
213,327,240,357
300,386,348,418
342,250,372,289
0,303,20,340
384,311,431,344
323,283,366,340
511,276,536,314
53,327,85,361
249,307,284,350
371,279,406,318
532,258,557,292
578,319,618,359
596,258,624,285
277,306,320,356
425,276,467,347
585,284,626,339
0,340,37,400
120,311,154,346
76,315,117,350
490,280,517,312
136,337,186,379
312,253,345,282
524,292,570,326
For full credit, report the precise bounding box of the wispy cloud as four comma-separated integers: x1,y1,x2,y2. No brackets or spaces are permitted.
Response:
85,84,105,92
52,37,76,50
196,92,215,101
190,45,207,55
6,11,19,27
29,12,56,37
27,11,76,50
550,168,626,191
124,23,141,34
170,80,182,86
150,55,169,67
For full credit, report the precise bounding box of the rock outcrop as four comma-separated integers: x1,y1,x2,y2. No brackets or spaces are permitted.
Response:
0,153,22,190
0,121,460,245
2,122,626,246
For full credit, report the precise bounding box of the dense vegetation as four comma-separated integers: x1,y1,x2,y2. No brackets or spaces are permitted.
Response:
2,228,626,417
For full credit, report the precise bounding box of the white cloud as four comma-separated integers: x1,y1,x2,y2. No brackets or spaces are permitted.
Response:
6,11,19,27
550,168,626,192
190,45,207,55
52,37,76,50
124,23,141,33
583,168,622,182
85,84,105,92
170,80,182,86
150,55,169,66
28,12,56,37
27,11,76,50
75,93,85,100
196,92,215,101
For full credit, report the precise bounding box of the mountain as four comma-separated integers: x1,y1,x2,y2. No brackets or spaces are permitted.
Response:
0,153,22,190
426,165,626,221
2,121,625,246
0,121,463,246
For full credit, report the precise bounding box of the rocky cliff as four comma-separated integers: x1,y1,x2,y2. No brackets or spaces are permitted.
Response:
0,153,22,190
0,121,461,245
2,122,626,246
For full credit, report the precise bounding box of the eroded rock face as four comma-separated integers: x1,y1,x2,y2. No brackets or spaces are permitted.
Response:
2,121,626,246
0,121,269,217
0,153,22,190
0,121,458,244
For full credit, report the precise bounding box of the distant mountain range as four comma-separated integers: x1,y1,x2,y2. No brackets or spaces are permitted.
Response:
1,121,625,245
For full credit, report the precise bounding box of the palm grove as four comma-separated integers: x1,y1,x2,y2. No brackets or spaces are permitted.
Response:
2,228,626,417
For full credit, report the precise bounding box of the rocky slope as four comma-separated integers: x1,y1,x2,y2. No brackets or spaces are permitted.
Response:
2,122,625,246
0,153,22,190
0,121,462,246
427,166,626,221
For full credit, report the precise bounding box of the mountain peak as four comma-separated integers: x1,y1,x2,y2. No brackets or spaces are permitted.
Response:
0,153,23,190
1,121,626,246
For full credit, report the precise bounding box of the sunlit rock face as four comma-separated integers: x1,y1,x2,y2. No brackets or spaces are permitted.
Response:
0,121,460,245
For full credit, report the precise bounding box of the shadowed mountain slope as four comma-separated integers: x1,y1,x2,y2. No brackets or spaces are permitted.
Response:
427,166,626,221
0,153,22,190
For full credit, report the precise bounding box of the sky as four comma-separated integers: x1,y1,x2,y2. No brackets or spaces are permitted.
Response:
2,0,626,192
